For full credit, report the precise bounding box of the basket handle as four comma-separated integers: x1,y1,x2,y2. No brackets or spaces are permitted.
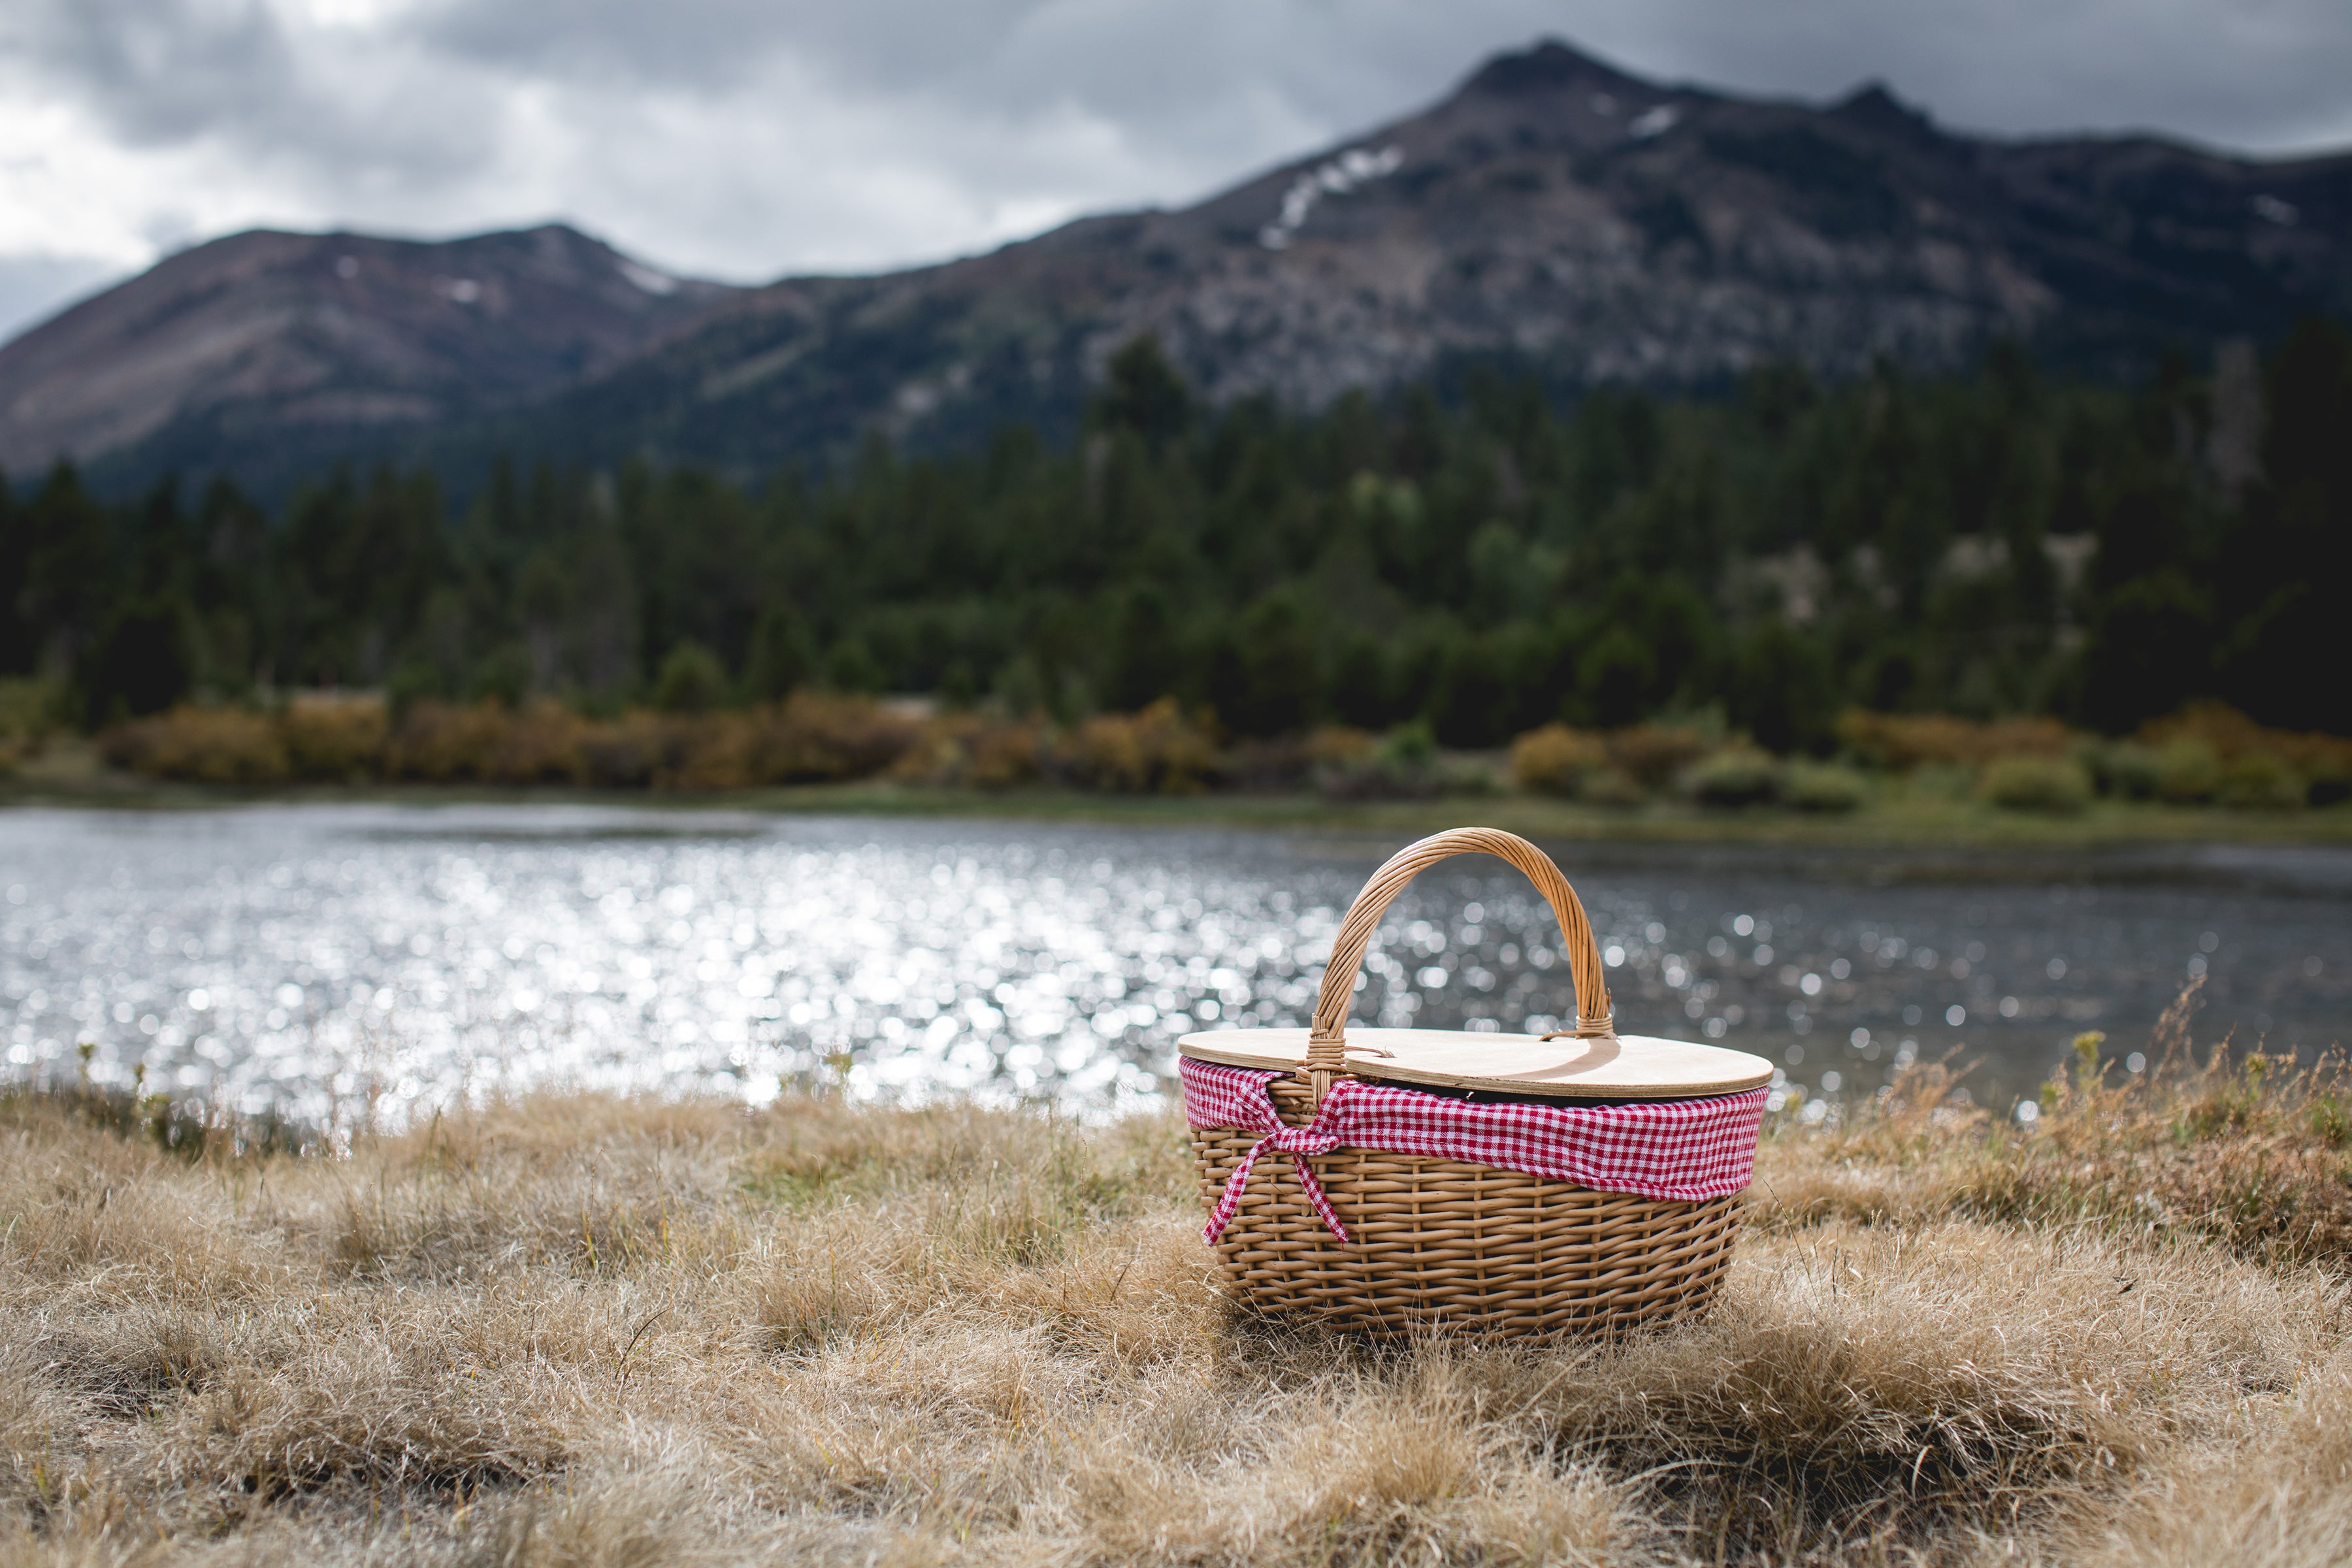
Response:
1305,828,1614,1100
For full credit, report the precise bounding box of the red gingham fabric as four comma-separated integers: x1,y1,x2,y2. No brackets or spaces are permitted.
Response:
1179,1054,1766,1247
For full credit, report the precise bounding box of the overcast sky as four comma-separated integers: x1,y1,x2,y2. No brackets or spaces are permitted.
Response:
3,0,2348,342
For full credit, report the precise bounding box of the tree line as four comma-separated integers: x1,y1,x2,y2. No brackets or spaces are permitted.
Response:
3,318,2347,746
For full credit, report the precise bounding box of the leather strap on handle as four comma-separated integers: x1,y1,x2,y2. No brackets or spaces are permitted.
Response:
1304,828,1615,1101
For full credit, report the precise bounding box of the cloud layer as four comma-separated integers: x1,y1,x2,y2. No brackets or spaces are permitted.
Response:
2,0,2347,340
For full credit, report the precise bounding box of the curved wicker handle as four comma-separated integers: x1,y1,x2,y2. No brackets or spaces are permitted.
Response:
1305,828,1614,1098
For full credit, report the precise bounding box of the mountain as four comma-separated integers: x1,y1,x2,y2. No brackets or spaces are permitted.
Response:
0,225,739,485
7,40,2350,495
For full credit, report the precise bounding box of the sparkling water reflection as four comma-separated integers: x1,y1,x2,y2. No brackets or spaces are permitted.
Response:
1,806,2344,1126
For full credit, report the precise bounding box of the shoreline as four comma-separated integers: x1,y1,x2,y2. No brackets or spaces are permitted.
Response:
7,766,2352,853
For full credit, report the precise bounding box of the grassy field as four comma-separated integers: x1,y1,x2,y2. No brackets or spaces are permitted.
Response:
7,736,2352,851
7,1012,2350,1566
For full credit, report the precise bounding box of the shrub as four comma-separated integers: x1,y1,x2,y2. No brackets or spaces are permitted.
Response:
966,721,1045,789
1316,722,1448,801
1580,767,1647,808
1316,761,1444,801
892,712,1046,790
0,677,67,743
576,711,670,788
1979,755,2093,814
2155,739,2221,804
1384,718,1438,766
1062,698,1223,793
385,701,517,782
1439,758,1502,796
742,693,923,784
1509,723,1606,796
660,712,753,790
489,701,591,784
281,696,389,781
103,706,290,784
1785,760,1869,813
1305,725,1377,768
2091,740,2165,800
1222,727,1371,792
1686,746,1782,808
2137,702,2352,808
0,680,60,777
1607,723,1712,790
1836,711,2073,772
2217,751,2305,811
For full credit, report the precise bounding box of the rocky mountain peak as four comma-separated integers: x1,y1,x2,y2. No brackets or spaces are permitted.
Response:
0,223,738,481
1459,37,1659,100
5,39,2347,498
1829,82,1942,140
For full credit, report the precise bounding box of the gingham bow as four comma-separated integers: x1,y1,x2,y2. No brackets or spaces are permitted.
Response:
1202,1091,1351,1245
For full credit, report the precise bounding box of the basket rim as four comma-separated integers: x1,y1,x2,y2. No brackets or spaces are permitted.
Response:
1180,1026,1774,1100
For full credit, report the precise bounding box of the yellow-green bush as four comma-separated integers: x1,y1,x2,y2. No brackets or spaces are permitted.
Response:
1606,723,1711,790
1686,746,1782,808
2154,738,2221,804
740,693,923,784
1062,698,1222,793
0,677,67,744
1579,767,1647,808
891,713,1047,789
1837,710,2073,772
281,696,389,781
1979,755,2093,813
575,710,672,788
2091,740,2165,800
385,700,536,782
2217,751,2305,810
1509,723,1607,796
103,706,291,784
1785,760,1870,813
494,700,597,784
2139,702,2352,808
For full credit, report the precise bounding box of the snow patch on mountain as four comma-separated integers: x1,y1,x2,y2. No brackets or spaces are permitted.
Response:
1259,145,1404,250
618,259,679,295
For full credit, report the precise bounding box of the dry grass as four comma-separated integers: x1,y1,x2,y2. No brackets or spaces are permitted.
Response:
1752,991,2352,1272
6,1015,2350,1565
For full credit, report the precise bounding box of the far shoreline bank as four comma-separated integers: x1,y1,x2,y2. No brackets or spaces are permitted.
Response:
6,759,2351,858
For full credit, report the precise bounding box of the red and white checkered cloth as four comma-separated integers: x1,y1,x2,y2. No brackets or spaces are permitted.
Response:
1181,1055,1766,1246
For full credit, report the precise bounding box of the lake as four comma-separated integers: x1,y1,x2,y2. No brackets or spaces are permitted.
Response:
3,804,2345,1128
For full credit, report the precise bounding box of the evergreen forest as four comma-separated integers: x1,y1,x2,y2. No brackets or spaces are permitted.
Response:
5,318,2348,751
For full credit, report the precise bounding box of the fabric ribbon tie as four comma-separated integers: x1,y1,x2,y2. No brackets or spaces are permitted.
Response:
1204,1103,1350,1245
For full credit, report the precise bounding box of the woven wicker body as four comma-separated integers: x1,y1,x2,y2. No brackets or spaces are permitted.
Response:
1195,1077,1742,1337
1183,827,1759,1339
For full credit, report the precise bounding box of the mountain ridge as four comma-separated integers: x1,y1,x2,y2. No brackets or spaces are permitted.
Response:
0,223,742,482
6,38,2348,496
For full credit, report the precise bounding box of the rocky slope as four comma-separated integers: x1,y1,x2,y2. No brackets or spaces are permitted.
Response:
0,225,738,482
7,40,2348,493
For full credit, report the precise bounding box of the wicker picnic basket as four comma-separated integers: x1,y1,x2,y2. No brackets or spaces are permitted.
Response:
1179,827,1771,1337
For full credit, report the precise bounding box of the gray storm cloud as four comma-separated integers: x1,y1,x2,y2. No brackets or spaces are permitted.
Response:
0,0,2347,340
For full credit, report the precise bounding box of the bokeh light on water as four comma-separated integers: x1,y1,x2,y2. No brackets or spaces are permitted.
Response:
1,806,2344,1127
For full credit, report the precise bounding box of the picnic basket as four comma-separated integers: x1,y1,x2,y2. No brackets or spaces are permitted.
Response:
1179,826,1771,1337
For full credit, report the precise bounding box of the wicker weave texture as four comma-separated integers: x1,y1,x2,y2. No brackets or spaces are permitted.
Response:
1195,1077,1741,1336
1196,828,1747,1337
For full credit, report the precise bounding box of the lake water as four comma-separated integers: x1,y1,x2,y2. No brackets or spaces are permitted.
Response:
2,805,2345,1128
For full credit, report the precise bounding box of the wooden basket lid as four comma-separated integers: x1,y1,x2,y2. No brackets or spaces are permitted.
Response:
1179,1027,1772,1100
